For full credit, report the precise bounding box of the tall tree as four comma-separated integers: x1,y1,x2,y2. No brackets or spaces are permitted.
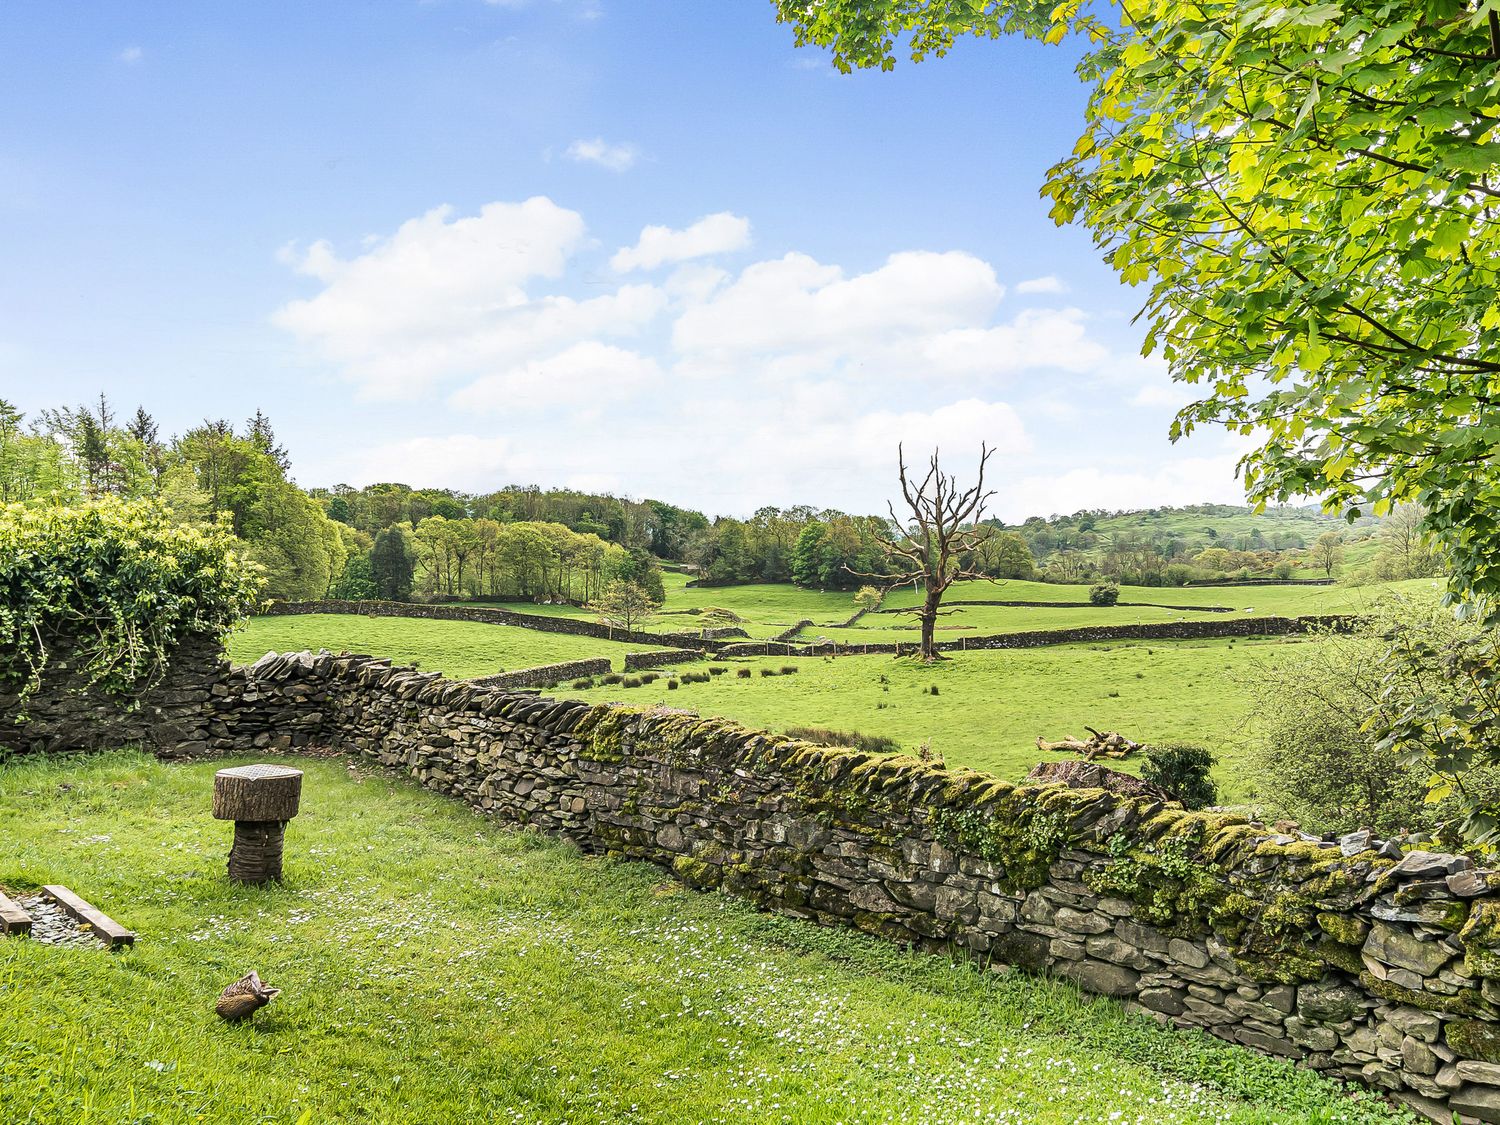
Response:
876,444,996,662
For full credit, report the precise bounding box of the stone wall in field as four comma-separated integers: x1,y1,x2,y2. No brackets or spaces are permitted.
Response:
470,658,611,691
263,599,747,650
14,635,1500,1121
0,632,223,759
718,613,1355,658
623,648,705,671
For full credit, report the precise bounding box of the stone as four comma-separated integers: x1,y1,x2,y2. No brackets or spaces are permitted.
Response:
1063,959,1140,998
1161,938,1208,969
1451,870,1500,897
1298,981,1369,1023
1402,1036,1440,1076
1388,850,1469,880
1055,907,1112,935
1386,1005,1442,1043
1137,987,1187,1016
1363,920,1453,976
1339,829,1372,856
1234,1027,1300,1058
1457,1060,1500,1086
1261,985,1296,1015
1452,1084,1500,1124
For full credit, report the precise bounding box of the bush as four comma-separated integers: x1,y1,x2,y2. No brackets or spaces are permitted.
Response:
640,672,659,683
0,499,263,707
571,678,594,690
927,685,940,696
736,667,752,678
708,666,727,676
601,673,623,685
760,667,778,677
780,665,799,675
1141,744,1219,810
1089,582,1120,607
667,678,679,690
1249,595,1500,838
622,676,642,688
785,726,902,756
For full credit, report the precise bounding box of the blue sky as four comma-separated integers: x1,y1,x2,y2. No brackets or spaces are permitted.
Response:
0,0,1250,519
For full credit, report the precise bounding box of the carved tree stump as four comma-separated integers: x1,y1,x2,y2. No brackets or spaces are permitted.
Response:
212,765,303,884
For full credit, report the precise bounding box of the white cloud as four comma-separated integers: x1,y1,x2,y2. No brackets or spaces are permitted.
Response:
273,197,665,399
918,308,1109,377
117,46,144,65
448,341,660,412
1007,448,1247,520
611,212,751,272
1015,275,1067,295
564,137,640,172
673,250,1004,371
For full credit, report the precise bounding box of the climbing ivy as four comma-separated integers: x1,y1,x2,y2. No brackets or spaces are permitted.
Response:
0,500,263,707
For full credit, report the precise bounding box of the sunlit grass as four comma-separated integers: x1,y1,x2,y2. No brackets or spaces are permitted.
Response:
0,753,1409,1125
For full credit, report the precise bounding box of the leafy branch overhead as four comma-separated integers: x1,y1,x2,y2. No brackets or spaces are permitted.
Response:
777,0,1500,605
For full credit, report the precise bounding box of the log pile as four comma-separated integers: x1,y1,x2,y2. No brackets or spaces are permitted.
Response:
1035,726,1142,761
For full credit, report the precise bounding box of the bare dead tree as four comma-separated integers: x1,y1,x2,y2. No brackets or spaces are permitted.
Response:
875,443,996,661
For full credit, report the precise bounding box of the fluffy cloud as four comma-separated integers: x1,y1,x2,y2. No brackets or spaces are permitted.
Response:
1015,275,1067,295
673,250,1005,370
273,198,663,399
118,46,144,65
611,212,751,272
448,341,661,412
564,137,640,172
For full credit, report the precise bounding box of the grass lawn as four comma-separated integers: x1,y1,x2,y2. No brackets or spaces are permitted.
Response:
0,752,1409,1125
229,614,666,677
558,638,1313,804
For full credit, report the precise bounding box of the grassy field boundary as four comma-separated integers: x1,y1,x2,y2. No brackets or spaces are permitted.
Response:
264,598,741,650
866,599,1239,615
723,613,1357,657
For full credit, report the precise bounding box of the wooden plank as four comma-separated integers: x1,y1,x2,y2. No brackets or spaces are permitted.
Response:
41,885,134,949
0,892,31,937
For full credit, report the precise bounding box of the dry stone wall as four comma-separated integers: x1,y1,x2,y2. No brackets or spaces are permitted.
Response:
470,658,611,691
265,599,746,649
623,648,704,671
10,637,1500,1121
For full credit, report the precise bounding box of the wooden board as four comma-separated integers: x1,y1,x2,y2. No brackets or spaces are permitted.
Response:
41,885,134,949
0,892,31,937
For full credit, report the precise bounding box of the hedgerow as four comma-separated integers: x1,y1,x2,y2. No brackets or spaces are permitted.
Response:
0,499,263,707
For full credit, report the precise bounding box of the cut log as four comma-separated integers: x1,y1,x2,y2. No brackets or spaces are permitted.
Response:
212,764,303,822
1036,729,1142,761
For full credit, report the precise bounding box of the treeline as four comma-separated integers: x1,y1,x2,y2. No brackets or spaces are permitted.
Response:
0,396,352,601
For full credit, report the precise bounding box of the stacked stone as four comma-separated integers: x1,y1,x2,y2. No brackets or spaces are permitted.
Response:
622,649,704,671
261,599,747,649
19,634,1500,1121
470,658,611,690
0,633,222,758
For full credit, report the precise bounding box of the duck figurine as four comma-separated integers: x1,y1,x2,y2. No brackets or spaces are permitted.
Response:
215,971,281,1022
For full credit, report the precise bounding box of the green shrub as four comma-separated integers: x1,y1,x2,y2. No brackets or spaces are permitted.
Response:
760,667,778,677
602,673,623,685
928,685,940,696
0,499,263,708
571,678,594,690
780,665,799,675
1141,744,1219,810
1089,582,1120,607
667,678,679,690
708,666,727,675
622,676,642,688
640,672,659,683
785,726,902,756
736,667,752,678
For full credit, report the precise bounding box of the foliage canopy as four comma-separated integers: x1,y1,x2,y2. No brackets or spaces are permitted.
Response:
0,499,263,705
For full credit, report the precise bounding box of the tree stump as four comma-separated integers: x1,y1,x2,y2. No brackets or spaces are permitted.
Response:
212,765,303,884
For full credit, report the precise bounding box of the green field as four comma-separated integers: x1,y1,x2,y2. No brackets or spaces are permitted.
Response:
0,752,1409,1125
807,602,1232,643
557,638,1312,804
229,614,664,677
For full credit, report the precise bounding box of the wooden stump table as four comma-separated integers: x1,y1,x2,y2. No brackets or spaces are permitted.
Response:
212,765,303,885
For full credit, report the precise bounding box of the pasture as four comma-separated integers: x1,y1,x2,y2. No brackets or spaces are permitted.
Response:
556,637,1306,804
228,614,666,678
0,752,1409,1125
